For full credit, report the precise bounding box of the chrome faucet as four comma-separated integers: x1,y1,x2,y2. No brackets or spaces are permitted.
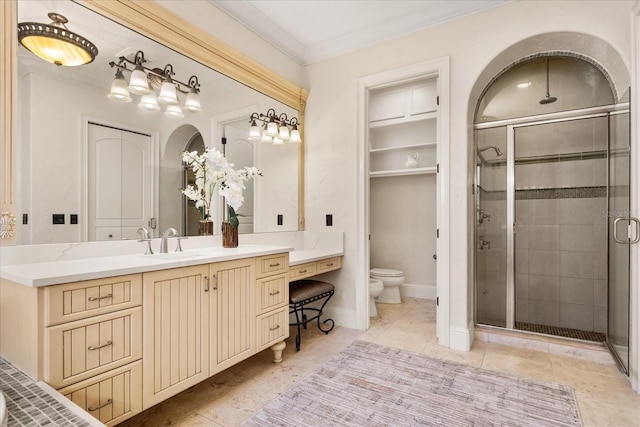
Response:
160,227,178,253
137,227,153,255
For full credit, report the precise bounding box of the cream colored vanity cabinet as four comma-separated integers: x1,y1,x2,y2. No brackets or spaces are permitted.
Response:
0,274,144,426
210,258,256,375
255,254,290,353
289,256,343,281
142,264,210,409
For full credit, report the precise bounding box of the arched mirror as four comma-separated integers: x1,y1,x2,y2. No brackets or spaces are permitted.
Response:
1,0,307,245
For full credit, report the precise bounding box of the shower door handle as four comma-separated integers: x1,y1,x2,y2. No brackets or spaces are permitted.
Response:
613,217,640,244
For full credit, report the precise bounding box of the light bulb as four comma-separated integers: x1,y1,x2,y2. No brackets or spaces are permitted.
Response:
279,125,290,141
164,103,184,119
266,120,279,137
128,63,152,95
107,70,132,102
289,128,301,143
158,80,179,105
261,128,272,143
249,120,261,141
183,88,202,113
138,92,160,111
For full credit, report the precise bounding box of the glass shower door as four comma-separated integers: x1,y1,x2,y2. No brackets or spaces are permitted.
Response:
607,107,633,374
475,127,508,327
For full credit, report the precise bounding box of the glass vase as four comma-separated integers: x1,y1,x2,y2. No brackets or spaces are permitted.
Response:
198,219,214,236
222,221,238,248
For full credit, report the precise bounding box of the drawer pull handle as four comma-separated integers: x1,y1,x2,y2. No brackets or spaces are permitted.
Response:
269,291,280,296
88,340,113,351
87,293,113,302
326,263,334,267
88,399,112,412
204,276,210,292
269,263,280,267
269,325,280,331
299,269,307,274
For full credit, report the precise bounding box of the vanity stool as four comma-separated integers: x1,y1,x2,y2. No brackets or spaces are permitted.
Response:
289,279,335,351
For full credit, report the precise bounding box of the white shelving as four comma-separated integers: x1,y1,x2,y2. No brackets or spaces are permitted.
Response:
368,79,438,177
370,141,437,153
370,166,437,178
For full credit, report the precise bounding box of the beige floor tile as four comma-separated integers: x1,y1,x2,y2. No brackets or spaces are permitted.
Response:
117,297,638,427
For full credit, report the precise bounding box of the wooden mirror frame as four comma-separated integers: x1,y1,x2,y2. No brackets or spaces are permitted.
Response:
0,0,308,246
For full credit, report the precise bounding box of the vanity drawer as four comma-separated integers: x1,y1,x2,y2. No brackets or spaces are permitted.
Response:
256,307,288,351
289,262,316,280
317,257,342,273
45,307,142,389
256,274,288,315
59,360,142,426
45,274,142,326
256,253,289,278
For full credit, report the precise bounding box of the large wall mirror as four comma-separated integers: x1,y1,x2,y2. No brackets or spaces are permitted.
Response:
2,0,307,245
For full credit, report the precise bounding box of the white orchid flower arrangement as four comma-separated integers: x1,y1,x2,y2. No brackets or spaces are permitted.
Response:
181,147,262,227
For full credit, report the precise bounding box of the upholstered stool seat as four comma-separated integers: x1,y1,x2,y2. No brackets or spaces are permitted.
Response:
289,279,335,351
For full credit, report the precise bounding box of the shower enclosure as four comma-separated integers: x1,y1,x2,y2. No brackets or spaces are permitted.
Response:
474,55,634,375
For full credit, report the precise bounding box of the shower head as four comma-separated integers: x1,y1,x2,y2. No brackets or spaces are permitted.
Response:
539,58,557,105
478,146,504,157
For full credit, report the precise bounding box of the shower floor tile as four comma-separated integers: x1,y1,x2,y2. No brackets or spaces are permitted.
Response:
515,321,605,342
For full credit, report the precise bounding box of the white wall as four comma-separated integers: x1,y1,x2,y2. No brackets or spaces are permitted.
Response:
301,1,633,342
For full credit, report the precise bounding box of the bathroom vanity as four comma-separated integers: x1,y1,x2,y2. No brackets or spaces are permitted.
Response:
1,247,291,425
0,233,343,426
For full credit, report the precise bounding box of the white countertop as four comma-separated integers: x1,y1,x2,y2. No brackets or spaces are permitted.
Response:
1,245,293,287
289,249,343,266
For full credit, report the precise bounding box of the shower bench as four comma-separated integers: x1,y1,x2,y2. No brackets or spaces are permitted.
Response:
289,279,335,351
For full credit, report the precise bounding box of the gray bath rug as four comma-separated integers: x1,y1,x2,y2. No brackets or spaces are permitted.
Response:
242,340,581,427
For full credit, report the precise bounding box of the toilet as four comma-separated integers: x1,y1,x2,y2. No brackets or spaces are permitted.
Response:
370,268,404,304
369,278,384,317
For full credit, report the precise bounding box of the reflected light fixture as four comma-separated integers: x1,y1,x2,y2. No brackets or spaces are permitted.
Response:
107,68,132,102
108,50,202,118
248,109,301,144
18,13,98,67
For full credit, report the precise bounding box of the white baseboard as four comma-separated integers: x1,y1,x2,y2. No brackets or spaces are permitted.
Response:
400,283,436,300
449,321,474,351
324,306,359,330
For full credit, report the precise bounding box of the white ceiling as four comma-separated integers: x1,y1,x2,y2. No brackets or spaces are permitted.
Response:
211,0,514,65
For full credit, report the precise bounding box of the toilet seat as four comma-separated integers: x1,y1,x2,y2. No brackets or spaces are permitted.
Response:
370,268,404,278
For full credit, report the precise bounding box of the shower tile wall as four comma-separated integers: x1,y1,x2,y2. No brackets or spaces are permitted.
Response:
515,161,608,333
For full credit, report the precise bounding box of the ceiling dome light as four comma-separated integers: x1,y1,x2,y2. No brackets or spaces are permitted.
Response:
107,69,132,102
18,13,98,67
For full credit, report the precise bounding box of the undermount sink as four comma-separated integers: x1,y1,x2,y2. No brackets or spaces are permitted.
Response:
144,250,208,260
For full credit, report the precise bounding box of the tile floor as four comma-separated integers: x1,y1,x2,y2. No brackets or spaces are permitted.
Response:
118,298,640,427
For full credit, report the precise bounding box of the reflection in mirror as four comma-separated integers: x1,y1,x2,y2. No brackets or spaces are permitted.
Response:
16,0,300,244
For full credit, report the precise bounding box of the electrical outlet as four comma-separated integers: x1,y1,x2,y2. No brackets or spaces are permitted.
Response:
52,214,65,225
277,214,283,226
70,214,78,224
326,214,333,226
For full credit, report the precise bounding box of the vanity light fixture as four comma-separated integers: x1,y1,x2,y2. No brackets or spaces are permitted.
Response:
107,68,132,102
18,13,98,67
108,50,202,117
248,109,301,144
